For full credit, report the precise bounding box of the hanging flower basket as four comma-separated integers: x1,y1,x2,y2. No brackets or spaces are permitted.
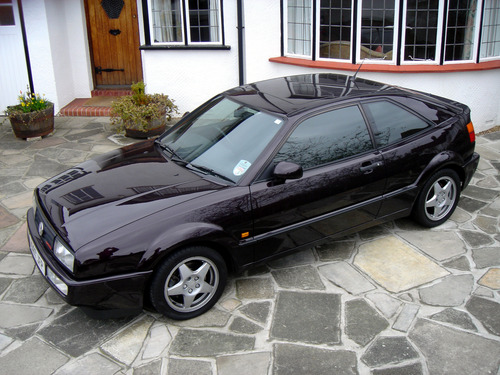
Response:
7,103,55,139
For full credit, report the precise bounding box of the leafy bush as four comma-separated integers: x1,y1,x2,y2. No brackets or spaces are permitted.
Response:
110,82,178,133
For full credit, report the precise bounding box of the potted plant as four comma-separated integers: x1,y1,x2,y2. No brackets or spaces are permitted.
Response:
4,89,54,139
110,81,178,139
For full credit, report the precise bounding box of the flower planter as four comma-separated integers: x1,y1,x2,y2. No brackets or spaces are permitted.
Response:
123,117,167,139
125,123,166,139
8,103,54,139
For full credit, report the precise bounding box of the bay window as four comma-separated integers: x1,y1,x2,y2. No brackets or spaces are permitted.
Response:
283,0,500,66
148,0,222,45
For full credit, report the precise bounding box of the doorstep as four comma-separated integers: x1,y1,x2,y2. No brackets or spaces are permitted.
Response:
59,89,132,117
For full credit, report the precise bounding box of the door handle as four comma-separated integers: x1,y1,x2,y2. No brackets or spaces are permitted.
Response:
360,161,383,173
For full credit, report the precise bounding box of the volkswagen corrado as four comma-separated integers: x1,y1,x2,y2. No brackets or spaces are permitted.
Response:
27,74,479,319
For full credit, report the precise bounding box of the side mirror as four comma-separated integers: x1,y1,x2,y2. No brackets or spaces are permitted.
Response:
273,161,303,181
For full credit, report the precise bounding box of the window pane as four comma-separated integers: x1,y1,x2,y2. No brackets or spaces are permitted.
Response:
319,0,352,60
151,0,183,43
274,106,373,169
0,1,14,26
360,0,395,60
287,0,312,55
481,0,500,58
363,101,430,147
404,0,439,61
188,0,220,42
445,0,477,61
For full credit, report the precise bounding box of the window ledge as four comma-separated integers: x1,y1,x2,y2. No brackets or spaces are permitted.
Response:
141,45,231,51
269,56,500,73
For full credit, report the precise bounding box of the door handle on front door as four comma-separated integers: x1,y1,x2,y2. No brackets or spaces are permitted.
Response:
360,161,383,174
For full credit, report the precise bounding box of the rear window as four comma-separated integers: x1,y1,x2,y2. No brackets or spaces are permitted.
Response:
392,96,454,124
362,101,431,148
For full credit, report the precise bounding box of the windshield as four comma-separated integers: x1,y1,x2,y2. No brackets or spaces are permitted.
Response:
158,96,285,183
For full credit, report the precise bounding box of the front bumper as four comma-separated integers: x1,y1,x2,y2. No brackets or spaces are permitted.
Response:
27,208,152,317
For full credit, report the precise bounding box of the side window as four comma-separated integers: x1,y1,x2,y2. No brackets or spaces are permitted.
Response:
274,105,373,170
392,96,454,125
362,101,430,148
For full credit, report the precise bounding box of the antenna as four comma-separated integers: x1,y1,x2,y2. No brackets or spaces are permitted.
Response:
351,59,365,81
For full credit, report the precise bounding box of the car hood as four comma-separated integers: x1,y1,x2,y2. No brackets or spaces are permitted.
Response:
37,140,224,250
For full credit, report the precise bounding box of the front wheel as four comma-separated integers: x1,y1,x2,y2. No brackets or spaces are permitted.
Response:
412,169,461,228
149,246,227,320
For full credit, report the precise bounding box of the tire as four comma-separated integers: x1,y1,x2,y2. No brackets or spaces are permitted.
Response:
413,168,461,228
149,246,227,320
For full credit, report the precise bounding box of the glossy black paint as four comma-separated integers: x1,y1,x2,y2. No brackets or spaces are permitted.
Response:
27,73,479,315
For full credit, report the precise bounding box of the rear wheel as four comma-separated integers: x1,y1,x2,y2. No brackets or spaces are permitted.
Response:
413,169,461,227
149,246,227,320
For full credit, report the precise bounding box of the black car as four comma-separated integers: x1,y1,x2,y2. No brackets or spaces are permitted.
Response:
27,74,479,319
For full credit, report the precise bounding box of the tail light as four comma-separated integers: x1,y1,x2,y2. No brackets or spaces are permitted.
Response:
466,122,475,143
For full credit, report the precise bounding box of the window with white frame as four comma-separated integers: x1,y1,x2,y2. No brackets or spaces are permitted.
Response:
445,0,478,61
319,0,352,60
404,0,440,62
283,0,500,65
359,0,396,62
149,0,222,45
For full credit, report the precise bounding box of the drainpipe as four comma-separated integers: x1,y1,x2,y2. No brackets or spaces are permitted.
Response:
236,0,245,85
17,0,35,94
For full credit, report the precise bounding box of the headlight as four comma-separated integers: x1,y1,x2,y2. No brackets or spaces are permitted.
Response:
54,239,75,272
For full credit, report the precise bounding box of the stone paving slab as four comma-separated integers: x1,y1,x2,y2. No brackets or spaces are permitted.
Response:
354,236,449,293
0,118,499,374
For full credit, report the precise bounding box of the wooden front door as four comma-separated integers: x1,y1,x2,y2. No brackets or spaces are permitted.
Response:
85,0,143,87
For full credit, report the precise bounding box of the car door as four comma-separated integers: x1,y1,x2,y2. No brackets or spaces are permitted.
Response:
249,104,386,261
360,99,439,218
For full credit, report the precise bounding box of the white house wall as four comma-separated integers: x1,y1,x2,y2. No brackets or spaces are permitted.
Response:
22,0,92,113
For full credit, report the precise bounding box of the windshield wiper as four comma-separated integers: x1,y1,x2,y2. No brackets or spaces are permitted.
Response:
188,163,235,184
155,140,187,165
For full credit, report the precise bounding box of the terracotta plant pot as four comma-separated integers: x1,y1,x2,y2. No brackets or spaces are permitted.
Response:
8,103,54,139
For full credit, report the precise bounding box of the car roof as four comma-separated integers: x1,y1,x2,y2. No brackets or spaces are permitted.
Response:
223,73,403,116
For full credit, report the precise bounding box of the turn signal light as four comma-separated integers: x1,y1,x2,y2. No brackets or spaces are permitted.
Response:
466,122,475,143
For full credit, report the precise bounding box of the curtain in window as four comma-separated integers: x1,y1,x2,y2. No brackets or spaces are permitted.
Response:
481,0,500,57
287,0,312,55
209,0,220,42
152,0,182,43
462,0,477,59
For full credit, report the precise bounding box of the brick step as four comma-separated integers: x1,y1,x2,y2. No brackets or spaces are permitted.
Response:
59,89,132,117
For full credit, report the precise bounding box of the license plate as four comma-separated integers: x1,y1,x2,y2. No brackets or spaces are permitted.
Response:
29,235,46,276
